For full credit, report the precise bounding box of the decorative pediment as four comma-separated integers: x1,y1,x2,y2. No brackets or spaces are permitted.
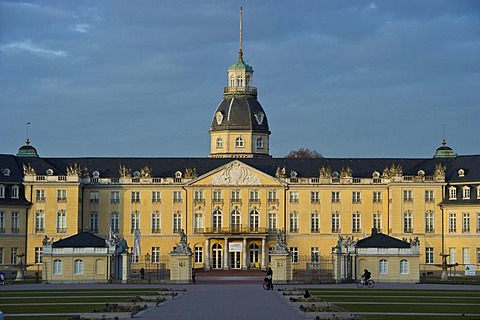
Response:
211,162,261,186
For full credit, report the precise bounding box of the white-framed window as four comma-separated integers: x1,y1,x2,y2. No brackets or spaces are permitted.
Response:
0,211,4,232
173,211,182,233
373,213,382,232
249,210,259,231
152,247,160,264
352,212,361,233
216,137,223,148
74,259,83,275
289,211,298,233
352,191,361,203
131,211,140,232
230,76,235,87
379,259,388,274
89,212,98,233
256,137,263,149
89,191,99,203
331,212,340,233
56,210,66,233
110,191,120,204
425,190,434,202
110,212,120,233
11,212,19,233
152,211,161,233
194,189,204,202
477,186,480,199
289,191,299,203
331,191,340,203
463,186,471,200
311,212,320,233
400,259,409,274
426,247,434,264
194,246,203,263
373,191,382,203
194,213,203,232
477,248,480,264
173,191,183,203
449,187,457,200
36,189,45,201
268,213,277,231
311,191,319,203
231,189,241,201
230,208,241,230
131,191,140,203
53,259,63,275
56,189,67,202
11,185,19,199
237,76,243,87
35,210,45,233
34,247,42,264
290,247,298,263
268,190,277,202
425,210,434,233
212,209,222,230
449,247,456,264
249,189,259,202
463,248,470,264
403,210,413,233
311,247,319,263
212,189,222,201
0,185,4,198
403,190,413,202
235,137,244,148
463,213,470,233
449,213,457,233
10,247,17,265
152,191,161,203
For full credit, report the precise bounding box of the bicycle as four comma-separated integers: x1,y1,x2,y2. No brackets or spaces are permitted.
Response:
356,278,375,288
263,277,273,290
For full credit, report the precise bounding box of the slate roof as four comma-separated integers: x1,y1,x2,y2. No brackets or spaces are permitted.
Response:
52,232,108,248
210,97,270,133
356,232,410,248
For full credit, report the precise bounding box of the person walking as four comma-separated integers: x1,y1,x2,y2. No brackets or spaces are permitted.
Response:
192,268,196,284
266,267,273,290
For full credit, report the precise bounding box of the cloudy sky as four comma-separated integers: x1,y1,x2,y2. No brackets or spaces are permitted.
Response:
0,0,478,158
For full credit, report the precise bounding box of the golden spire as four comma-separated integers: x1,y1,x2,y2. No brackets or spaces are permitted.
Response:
239,7,243,58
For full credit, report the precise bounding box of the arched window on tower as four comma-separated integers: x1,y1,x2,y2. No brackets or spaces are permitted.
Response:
216,138,223,148
256,137,263,149
246,75,251,87
235,137,244,148
237,76,243,87
230,77,235,87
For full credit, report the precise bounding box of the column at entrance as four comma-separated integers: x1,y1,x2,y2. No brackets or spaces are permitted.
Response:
242,238,248,270
205,238,210,270
223,237,229,270
261,237,266,271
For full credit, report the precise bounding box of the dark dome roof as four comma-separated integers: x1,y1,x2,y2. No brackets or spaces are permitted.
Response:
210,97,269,133
17,139,39,157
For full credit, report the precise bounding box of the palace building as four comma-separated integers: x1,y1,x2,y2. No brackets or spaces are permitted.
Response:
0,10,479,283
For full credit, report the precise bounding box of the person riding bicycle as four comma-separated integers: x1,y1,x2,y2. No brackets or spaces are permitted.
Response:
266,267,273,290
361,269,371,284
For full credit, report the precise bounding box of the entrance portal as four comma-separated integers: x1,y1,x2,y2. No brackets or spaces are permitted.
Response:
230,251,241,269
212,243,222,269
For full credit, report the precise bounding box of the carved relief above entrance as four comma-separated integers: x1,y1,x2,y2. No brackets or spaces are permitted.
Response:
211,162,261,185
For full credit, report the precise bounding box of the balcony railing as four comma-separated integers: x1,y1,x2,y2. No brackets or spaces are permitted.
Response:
223,86,257,96
203,225,267,234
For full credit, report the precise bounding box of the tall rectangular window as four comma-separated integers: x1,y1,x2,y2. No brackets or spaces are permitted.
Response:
173,191,183,203
194,213,203,232
0,212,4,233
311,212,320,233
477,248,480,264
310,191,319,203
36,189,45,201
449,187,457,200
373,191,382,203
173,211,182,233
331,191,340,203
0,185,4,198
373,213,382,232
131,191,140,203
352,212,361,233
56,210,66,233
57,189,67,202
11,212,19,233
11,247,17,265
352,191,361,203
477,213,480,233
152,211,161,233
268,213,277,231
194,189,204,202
463,187,471,199
11,186,19,199
449,247,456,264
400,259,409,274
74,259,83,275
152,247,160,264
403,190,413,202
403,210,413,233
289,212,298,233
230,189,240,201
425,211,434,233
426,247,434,264
194,246,203,263
462,213,470,233
290,247,298,263
311,247,319,263
331,212,340,233
425,190,434,202
89,191,99,203
449,213,457,233
249,189,259,202
152,191,161,203
89,212,98,233
289,191,299,203
463,248,470,264
110,191,120,203
53,259,63,275
110,212,120,233
35,211,45,233
212,189,222,201
34,247,42,264
268,190,277,202
379,259,388,274
0,248,3,264
131,211,140,232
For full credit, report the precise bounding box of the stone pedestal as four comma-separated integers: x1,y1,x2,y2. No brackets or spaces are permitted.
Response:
121,253,130,284
270,253,292,284
170,253,192,283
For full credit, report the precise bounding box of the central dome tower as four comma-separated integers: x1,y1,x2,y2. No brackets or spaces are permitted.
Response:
209,8,271,158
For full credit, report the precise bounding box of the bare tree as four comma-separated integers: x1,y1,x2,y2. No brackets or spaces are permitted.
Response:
285,148,322,158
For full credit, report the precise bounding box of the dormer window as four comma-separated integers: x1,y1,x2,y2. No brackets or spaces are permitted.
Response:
372,171,380,178
235,137,244,148
46,169,54,176
133,171,140,178
449,187,457,200
2,168,10,176
417,170,425,176
175,171,182,179
476,186,480,199
458,169,465,177
462,186,470,200
256,137,263,149
290,171,297,179
11,185,19,199
92,171,100,178
0,185,5,198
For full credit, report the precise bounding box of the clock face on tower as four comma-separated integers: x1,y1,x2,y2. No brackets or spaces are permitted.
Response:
215,111,224,125
254,112,264,125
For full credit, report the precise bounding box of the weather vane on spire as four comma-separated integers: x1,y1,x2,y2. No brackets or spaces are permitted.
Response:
26,122,31,144
239,7,243,58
